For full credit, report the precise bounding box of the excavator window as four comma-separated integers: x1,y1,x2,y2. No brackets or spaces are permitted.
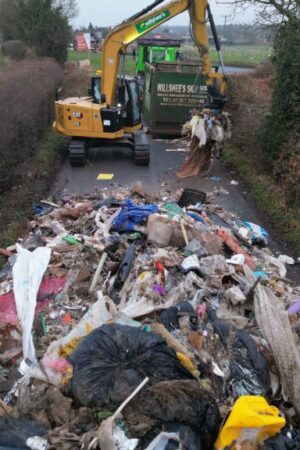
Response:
125,79,141,127
93,81,101,103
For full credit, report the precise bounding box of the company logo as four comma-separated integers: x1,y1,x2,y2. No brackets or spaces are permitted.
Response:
136,10,171,34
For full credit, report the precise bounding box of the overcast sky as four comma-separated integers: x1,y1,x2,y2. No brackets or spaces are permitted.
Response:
73,0,256,28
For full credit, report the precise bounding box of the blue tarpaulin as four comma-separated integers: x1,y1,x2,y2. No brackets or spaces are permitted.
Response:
113,199,158,232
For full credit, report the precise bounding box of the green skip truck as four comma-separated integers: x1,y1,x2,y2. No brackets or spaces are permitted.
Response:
136,37,182,76
136,37,210,136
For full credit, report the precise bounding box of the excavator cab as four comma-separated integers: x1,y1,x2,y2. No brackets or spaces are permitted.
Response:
90,76,142,128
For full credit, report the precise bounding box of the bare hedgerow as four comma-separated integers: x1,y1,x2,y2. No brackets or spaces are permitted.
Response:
226,65,274,163
0,58,62,193
1,40,27,61
62,62,91,98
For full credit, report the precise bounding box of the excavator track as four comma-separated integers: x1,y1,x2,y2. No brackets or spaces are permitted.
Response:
68,139,86,167
133,130,150,166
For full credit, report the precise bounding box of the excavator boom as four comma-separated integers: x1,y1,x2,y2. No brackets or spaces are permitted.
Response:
102,0,226,106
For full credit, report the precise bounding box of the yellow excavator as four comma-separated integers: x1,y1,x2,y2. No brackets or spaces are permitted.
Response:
54,0,227,166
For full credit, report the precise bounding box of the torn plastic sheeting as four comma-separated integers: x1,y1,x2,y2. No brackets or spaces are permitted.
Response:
207,308,271,398
144,432,180,450
120,297,175,319
254,281,300,419
113,199,158,232
12,245,51,368
0,277,66,326
120,272,203,319
68,324,194,408
198,255,235,280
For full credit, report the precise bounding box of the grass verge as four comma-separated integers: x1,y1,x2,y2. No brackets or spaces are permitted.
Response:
0,130,67,266
68,50,136,74
68,46,272,74
223,147,300,254
210,45,272,66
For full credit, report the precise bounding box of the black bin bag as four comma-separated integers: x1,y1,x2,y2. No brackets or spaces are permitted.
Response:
261,430,300,450
68,324,194,408
0,416,46,449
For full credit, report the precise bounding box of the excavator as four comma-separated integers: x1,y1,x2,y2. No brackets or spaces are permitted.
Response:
54,0,227,166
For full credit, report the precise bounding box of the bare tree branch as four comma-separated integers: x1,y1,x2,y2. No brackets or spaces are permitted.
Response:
54,0,79,19
218,0,299,24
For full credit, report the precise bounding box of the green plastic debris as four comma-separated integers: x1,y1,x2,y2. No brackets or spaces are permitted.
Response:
63,235,82,246
162,202,184,219
40,313,47,336
128,232,142,241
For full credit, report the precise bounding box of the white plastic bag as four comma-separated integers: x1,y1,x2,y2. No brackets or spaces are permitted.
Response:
13,245,51,371
144,432,180,450
33,291,112,385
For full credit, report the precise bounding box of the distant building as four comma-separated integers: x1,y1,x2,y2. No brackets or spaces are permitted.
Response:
75,32,91,52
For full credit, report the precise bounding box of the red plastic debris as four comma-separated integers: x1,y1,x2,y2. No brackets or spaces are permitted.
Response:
217,230,256,270
63,313,72,325
0,277,66,325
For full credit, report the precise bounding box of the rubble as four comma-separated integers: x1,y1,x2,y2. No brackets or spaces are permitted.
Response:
0,184,299,449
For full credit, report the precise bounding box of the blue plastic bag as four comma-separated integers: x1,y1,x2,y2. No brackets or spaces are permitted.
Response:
113,199,158,232
243,221,269,246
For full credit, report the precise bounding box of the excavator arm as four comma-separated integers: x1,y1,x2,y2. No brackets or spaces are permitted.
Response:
102,0,227,106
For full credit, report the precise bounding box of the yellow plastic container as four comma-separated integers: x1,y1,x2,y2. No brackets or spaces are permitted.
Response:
215,396,286,449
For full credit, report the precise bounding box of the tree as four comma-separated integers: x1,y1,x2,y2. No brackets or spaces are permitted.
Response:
0,0,74,63
88,22,95,33
222,0,299,207
221,0,299,25
54,0,78,20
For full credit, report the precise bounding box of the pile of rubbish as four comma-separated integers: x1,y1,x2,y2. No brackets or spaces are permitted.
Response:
0,184,299,450
176,110,232,179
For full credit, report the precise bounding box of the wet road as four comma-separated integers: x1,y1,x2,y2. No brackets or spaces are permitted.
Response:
53,135,298,270
225,65,254,73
